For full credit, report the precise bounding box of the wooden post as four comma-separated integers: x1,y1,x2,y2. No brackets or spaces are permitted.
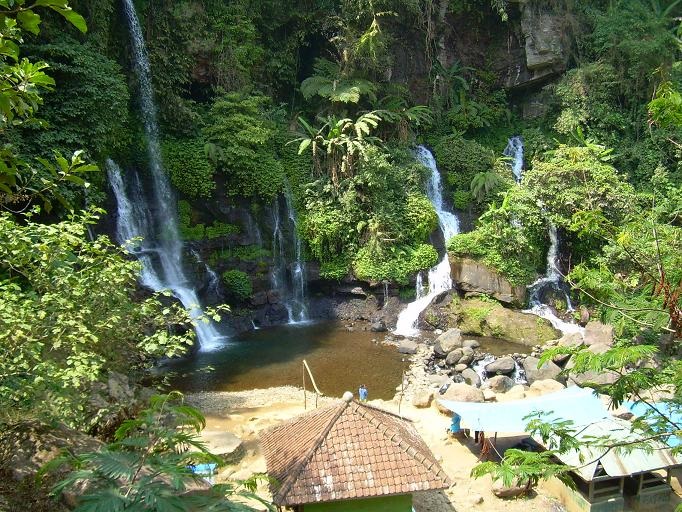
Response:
302,359,322,408
619,477,624,495
303,362,307,410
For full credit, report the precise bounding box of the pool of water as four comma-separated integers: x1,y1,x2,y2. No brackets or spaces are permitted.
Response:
164,322,408,400
474,336,530,356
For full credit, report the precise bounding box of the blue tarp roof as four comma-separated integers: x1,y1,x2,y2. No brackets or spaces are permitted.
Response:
438,386,610,433
625,401,682,447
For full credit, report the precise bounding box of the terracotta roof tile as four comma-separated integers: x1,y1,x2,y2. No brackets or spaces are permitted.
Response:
259,399,451,506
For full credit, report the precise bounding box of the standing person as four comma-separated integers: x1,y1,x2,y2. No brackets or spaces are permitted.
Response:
358,384,368,402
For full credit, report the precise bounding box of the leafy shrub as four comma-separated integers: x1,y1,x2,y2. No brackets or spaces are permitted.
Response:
20,39,130,161
405,193,438,242
177,201,239,241
161,137,215,199
320,256,350,281
448,186,546,285
203,92,285,200
222,269,253,300
352,243,438,284
205,222,239,239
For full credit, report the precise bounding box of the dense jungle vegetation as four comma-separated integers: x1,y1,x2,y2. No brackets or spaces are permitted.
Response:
1,0,682,509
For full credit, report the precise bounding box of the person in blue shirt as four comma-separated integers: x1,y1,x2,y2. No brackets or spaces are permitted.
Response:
358,384,368,401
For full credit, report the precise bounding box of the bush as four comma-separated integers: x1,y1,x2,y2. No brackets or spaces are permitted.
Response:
161,137,215,199
352,243,438,284
221,270,252,301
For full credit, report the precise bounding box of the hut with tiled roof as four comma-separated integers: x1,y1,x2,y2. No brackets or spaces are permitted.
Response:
259,392,450,511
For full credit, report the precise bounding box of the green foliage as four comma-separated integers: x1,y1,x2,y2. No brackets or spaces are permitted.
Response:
51,392,274,511
301,58,377,104
433,135,500,211
583,1,677,106
524,144,636,232
0,0,94,213
177,201,239,241
161,137,215,199
319,256,350,281
448,186,546,285
0,210,194,426
471,449,573,494
203,92,284,200
299,147,439,283
209,246,271,266
353,242,438,284
294,111,383,189
20,39,130,161
221,269,253,301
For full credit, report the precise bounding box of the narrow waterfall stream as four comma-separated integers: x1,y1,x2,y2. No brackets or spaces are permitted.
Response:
504,136,584,337
395,146,459,337
270,186,309,324
113,0,224,350
504,135,524,183
525,224,584,336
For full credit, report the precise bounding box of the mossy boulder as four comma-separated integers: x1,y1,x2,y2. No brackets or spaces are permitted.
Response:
451,298,560,346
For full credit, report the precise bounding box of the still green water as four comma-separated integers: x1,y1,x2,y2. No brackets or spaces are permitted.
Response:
165,322,409,400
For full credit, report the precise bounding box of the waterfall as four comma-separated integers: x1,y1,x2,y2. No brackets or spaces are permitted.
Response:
526,224,584,336
115,0,224,350
190,248,221,298
394,146,460,337
270,186,309,324
504,136,524,183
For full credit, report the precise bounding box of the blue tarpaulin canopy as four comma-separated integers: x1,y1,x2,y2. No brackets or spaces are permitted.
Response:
438,386,610,433
625,401,682,447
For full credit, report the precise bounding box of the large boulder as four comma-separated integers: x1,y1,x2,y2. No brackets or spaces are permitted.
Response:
583,321,614,347
436,383,484,413
484,307,560,346
522,356,563,384
485,357,516,376
450,256,527,306
434,328,463,356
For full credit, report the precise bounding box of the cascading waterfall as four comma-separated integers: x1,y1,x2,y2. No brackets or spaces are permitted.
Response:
270,187,309,324
395,146,460,337
504,135,524,183
115,0,224,350
502,136,583,336
525,224,584,336
190,248,221,298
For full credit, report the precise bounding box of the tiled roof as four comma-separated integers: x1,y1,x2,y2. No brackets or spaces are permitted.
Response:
259,399,451,506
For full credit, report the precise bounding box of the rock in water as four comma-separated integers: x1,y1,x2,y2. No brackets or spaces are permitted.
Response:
434,328,463,356
522,356,562,384
370,320,387,332
445,348,464,366
398,340,418,354
461,368,481,388
485,357,516,375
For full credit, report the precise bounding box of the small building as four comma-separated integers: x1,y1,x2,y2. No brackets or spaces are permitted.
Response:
259,394,450,511
534,417,682,512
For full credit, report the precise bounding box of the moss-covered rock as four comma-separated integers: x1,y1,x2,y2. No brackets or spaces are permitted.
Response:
442,297,560,346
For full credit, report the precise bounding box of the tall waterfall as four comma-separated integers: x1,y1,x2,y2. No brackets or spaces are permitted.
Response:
114,0,224,350
270,186,309,323
504,136,524,183
395,147,459,337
